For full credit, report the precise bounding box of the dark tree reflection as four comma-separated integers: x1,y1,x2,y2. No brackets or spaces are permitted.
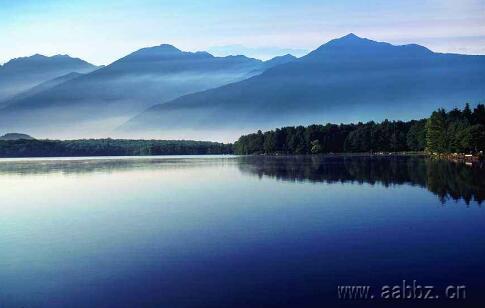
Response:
237,155,485,205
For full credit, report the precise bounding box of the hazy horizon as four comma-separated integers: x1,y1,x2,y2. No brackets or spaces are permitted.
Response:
1,0,484,65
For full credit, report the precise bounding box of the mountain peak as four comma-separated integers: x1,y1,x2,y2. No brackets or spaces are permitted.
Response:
4,54,48,66
306,34,433,59
325,33,376,47
31,53,47,59
340,33,361,40
275,54,297,60
2,54,94,70
264,54,297,67
137,44,183,56
119,44,189,62
157,44,182,52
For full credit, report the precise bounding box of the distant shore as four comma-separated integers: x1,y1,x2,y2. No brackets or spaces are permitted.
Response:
1,138,483,162
0,138,232,158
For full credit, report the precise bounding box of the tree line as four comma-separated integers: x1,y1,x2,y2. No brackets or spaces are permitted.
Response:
0,139,232,158
234,104,485,155
426,104,485,153
0,104,483,158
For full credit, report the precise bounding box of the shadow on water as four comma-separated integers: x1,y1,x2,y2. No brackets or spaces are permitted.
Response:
237,155,485,205
0,154,483,205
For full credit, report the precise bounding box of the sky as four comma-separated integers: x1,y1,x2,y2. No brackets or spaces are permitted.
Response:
1,0,484,65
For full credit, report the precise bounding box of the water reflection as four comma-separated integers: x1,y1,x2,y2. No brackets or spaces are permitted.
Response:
0,155,483,205
1,154,484,307
237,155,485,205
0,156,234,175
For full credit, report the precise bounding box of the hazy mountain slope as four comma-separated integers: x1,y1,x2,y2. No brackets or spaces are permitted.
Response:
1,72,84,108
0,54,97,104
0,45,267,137
263,54,296,69
123,34,485,139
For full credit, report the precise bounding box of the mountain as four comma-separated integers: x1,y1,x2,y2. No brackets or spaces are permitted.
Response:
263,54,296,69
1,72,84,108
122,34,485,140
0,45,269,137
0,133,34,140
0,54,97,104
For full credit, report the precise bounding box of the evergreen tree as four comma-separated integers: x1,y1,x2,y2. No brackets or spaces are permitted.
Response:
426,109,447,153
463,103,473,122
473,104,485,125
406,120,426,151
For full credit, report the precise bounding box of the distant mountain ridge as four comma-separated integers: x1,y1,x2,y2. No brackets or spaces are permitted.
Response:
1,72,84,108
122,34,485,140
1,34,484,141
262,54,296,69
0,44,288,137
1,54,92,70
0,54,97,103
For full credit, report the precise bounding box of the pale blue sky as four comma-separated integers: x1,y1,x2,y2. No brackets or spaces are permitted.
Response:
1,0,484,65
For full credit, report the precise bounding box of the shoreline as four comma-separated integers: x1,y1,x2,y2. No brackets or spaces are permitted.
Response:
429,152,484,164
0,150,482,162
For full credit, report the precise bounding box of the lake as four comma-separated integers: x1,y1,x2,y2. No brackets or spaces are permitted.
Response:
0,155,484,307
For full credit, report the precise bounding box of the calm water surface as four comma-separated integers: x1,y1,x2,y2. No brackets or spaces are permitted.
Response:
0,155,484,307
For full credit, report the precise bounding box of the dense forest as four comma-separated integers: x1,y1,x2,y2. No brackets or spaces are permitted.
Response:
234,104,485,155
0,139,232,158
426,104,485,153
